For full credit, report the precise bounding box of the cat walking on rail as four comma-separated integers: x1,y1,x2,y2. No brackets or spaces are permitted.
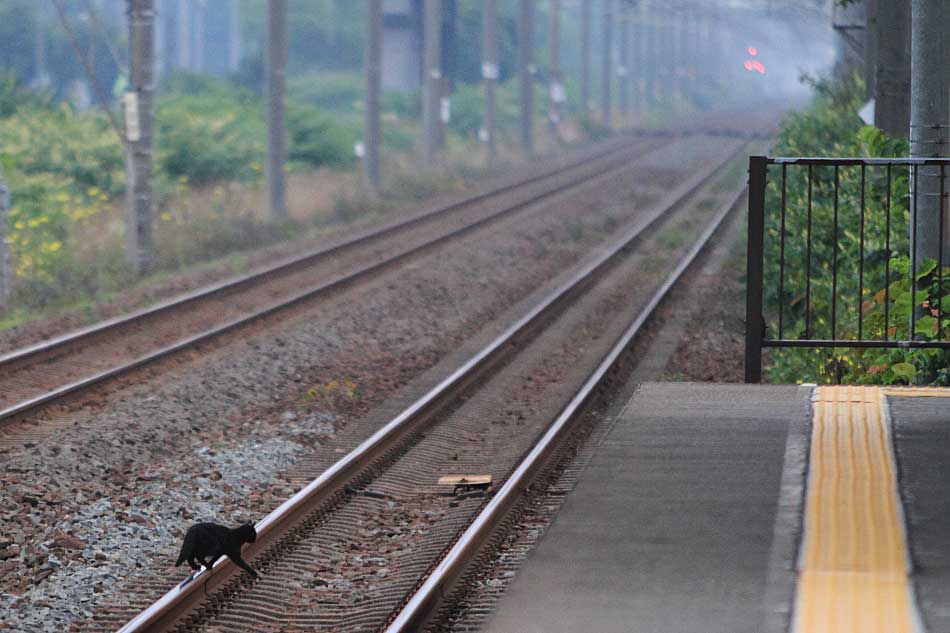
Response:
175,521,259,579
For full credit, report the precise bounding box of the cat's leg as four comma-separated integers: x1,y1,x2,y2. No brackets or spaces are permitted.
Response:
228,553,259,578
187,557,201,572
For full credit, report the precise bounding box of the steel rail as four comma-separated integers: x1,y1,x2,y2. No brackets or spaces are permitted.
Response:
0,135,640,372
116,143,745,633
0,136,665,426
385,184,749,633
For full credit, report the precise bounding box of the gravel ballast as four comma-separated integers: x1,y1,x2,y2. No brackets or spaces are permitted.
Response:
0,136,724,632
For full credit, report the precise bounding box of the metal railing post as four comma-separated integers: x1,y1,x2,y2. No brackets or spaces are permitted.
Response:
0,182,9,310
745,156,767,383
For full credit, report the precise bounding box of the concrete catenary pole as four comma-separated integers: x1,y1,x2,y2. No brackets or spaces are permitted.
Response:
365,0,382,190
601,0,613,125
482,0,498,164
423,0,442,167
580,0,591,116
0,183,9,310
193,0,206,72
126,0,155,275
228,0,241,72
266,0,288,219
875,0,910,137
864,0,877,100
910,0,949,267
645,1,656,111
618,2,629,120
154,0,166,76
33,9,48,87
548,0,561,127
519,0,535,157
176,0,190,70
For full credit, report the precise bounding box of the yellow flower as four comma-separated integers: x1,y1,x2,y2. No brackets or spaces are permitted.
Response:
53,192,70,202
47,241,61,252
87,186,100,197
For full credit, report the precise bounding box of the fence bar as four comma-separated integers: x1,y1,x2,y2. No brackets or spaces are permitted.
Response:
831,165,839,340
939,164,945,340
771,157,950,166
0,183,8,311
912,165,918,340
745,156,768,383
858,165,866,339
885,165,891,341
749,155,950,365
765,339,950,349
778,164,787,339
805,165,813,337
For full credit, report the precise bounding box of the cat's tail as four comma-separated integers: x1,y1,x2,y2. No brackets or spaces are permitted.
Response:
175,540,192,567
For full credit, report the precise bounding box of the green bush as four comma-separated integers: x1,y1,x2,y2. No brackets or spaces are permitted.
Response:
578,116,613,141
446,80,531,139
382,89,421,119
289,71,364,112
0,101,124,196
764,73,950,385
287,101,359,168
155,92,265,184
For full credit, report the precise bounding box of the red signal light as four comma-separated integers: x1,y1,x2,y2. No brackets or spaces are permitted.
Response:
748,46,758,57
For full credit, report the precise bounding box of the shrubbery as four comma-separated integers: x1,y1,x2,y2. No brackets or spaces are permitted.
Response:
765,73,950,385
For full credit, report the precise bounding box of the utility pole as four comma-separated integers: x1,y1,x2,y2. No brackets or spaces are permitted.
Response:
438,0,457,150
423,0,442,167
266,0,288,219
126,0,155,275
365,0,382,190
0,183,9,311
176,0,190,70
635,0,646,116
228,0,241,72
645,1,656,112
618,3,629,120
33,9,48,88
193,0,206,72
910,0,949,267
519,0,535,157
580,0,591,116
865,0,877,100
548,0,562,131
482,0,498,164
154,0,166,76
875,0,910,137
601,0,613,125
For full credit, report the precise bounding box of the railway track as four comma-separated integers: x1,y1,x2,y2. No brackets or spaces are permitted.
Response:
107,138,749,633
0,134,667,430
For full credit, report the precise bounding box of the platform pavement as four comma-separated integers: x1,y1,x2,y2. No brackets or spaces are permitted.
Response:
480,382,950,633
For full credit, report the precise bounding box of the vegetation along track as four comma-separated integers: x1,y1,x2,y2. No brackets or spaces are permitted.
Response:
108,135,749,633
0,134,667,430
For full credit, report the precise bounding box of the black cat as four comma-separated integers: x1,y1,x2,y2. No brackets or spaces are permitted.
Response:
175,521,259,578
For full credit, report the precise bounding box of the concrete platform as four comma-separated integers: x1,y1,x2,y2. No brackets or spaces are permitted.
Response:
481,382,950,633
482,382,809,633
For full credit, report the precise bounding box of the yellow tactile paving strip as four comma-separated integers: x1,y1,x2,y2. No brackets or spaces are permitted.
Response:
792,385,921,633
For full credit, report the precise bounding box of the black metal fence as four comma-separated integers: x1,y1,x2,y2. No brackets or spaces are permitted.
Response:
745,155,950,382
